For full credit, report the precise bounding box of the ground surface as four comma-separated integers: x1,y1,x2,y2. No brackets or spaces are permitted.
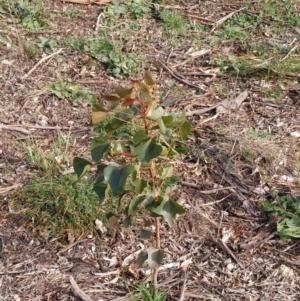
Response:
1,0,300,300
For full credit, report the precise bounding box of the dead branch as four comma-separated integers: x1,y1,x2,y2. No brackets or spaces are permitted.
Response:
20,48,63,80
70,275,94,301
153,60,206,92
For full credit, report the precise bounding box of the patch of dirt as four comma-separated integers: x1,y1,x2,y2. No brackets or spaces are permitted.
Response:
1,0,300,300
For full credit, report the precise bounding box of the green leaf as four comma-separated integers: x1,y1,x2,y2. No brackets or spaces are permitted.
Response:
134,81,150,93
161,115,173,126
147,247,164,269
93,183,108,205
140,230,152,240
161,166,173,178
132,178,148,194
123,216,132,228
133,130,149,146
128,195,144,215
91,137,110,162
92,104,109,125
136,250,148,267
73,157,92,178
114,85,133,98
180,121,191,140
104,163,134,195
144,70,155,85
134,138,162,163
150,107,163,120
151,198,185,227
101,93,121,102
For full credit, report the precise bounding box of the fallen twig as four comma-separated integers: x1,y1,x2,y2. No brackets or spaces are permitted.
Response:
281,43,298,62
1,124,91,132
153,60,205,92
179,267,188,301
0,184,22,194
211,8,245,32
20,48,63,80
208,233,244,269
70,275,94,301
0,124,31,134
180,181,235,194
55,0,110,5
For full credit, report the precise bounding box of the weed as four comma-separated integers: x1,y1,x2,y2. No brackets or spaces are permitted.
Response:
34,37,56,53
65,37,139,77
63,8,81,18
49,82,96,105
103,0,151,21
129,283,166,301
246,130,274,140
159,10,188,35
11,173,103,240
24,131,74,173
23,42,38,59
260,193,300,240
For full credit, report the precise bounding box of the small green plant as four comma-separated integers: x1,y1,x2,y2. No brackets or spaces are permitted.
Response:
34,37,56,53
49,82,96,105
103,0,151,20
63,8,81,18
260,194,300,240
65,38,138,77
129,283,166,301
246,130,274,140
23,42,38,59
74,71,190,284
159,10,188,35
24,131,73,173
11,173,102,240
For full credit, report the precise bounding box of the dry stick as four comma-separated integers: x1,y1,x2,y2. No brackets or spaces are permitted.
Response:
207,234,244,269
153,60,205,92
179,268,188,301
0,124,31,134
180,181,235,194
211,8,245,32
1,124,91,131
185,105,219,117
70,275,94,301
57,239,89,255
280,43,298,62
20,48,63,80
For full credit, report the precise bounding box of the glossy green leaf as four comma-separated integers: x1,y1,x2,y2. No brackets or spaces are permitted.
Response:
132,178,148,194
123,216,132,228
91,137,110,162
147,247,164,269
92,104,109,125
136,250,148,267
104,163,134,195
180,121,191,140
140,230,152,240
128,195,144,215
93,182,107,205
114,85,133,98
133,130,149,146
134,138,162,163
151,198,185,227
101,93,121,102
73,157,92,178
